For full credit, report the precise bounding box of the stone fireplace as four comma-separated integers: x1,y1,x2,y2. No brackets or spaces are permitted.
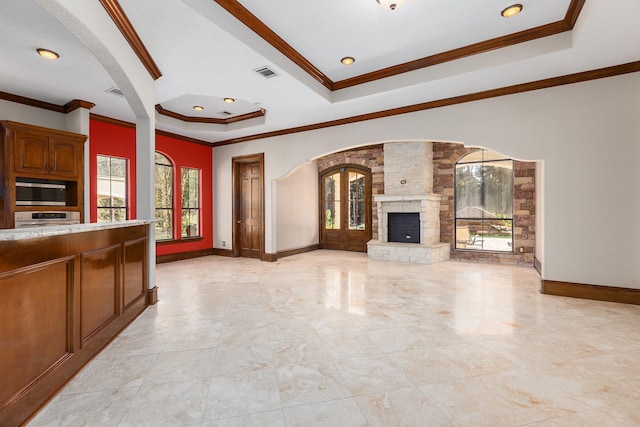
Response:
367,142,450,264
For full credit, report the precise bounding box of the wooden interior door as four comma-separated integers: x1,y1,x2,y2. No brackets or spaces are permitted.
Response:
320,165,371,252
233,154,264,259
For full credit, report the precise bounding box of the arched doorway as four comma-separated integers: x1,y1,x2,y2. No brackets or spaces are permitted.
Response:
319,165,372,252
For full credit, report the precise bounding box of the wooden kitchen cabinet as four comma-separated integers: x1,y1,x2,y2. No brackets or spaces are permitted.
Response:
0,223,150,426
0,120,86,228
12,123,83,178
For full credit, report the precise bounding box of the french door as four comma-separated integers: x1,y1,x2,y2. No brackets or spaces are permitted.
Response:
320,165,371,252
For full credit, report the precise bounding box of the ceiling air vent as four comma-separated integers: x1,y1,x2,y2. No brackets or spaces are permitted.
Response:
217,111,233,116
253,66,278,79
105,87,124,97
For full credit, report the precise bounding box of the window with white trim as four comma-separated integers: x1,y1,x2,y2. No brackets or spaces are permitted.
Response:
97,155,127,222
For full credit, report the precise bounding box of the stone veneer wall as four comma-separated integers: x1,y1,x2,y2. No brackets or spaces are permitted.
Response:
432,142,536,265
383,141,433,194
317,145,384,240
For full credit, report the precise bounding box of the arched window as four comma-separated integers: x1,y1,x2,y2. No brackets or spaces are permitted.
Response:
155,152,173,240
455,149,513,252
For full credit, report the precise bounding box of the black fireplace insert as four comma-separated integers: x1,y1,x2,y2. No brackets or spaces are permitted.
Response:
388,212,420,243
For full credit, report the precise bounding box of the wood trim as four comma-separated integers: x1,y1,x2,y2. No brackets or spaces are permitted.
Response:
155,129,213,146
63,99,95,113
261,252,277,262
225,109,266,124
214,0,332,90
90,114,213,146
215,0,584,91
0,91,65,113
90,113,136,128
156,248,217,263
565,0,587,28
232,153,265,260
98,0,162,80
147,286,158,305
277,244,319,260
7,62,637,150
534,257,542,275
211,248,234,257
334,21,569,90
155,104,265,125
157,244,317,263
541,280,640,305
213,61,640,146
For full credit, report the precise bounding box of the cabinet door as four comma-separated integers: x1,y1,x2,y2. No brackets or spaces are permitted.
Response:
49,137,81,177
14,131,49,175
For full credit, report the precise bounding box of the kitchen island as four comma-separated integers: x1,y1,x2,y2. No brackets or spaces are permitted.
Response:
0,221,154,426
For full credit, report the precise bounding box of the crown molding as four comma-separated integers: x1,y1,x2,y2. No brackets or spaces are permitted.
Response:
64,99,96,113
212,60,640,147
565,0,587,27
214,0,332,90
155,104,265,124
333,21,569,90
98,0,162,80
7,61,637,149
0,92,94,114
214,0,586,91
90,113,136,128
0,91,65,113
90,113,212,147
155,129,213,147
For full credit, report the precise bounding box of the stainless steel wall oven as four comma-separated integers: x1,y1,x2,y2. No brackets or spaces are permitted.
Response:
15,178,67,206
14,211,80,228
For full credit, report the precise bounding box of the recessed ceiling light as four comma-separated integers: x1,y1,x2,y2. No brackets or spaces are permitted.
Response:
501,4,523,18
341,56,355,65
224,98,235,103
193,105,204,111
376,0,405,11
36,48,59,60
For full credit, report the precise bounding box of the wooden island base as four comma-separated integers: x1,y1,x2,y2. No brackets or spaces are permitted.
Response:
0,223,152,426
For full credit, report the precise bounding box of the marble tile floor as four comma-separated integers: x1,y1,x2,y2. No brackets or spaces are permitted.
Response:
28,250,640,427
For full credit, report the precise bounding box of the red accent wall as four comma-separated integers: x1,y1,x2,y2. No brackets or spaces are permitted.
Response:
89,118,213,256
89,119,137,222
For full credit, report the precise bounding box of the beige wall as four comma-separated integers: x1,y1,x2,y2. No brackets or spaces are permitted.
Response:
0,100,67,130
213,72,640,289
275,161,319,252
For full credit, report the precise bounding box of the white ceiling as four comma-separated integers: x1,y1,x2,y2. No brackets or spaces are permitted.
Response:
0,0,638,144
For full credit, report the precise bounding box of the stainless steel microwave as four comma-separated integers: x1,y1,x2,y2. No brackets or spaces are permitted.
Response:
15,179,67,206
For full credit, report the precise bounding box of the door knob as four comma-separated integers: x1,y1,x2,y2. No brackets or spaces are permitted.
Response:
237,220,242,224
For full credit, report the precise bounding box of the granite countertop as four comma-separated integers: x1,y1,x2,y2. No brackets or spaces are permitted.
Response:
0,220,154,241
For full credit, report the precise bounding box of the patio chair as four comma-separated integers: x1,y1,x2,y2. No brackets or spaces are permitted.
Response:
456,225,479,248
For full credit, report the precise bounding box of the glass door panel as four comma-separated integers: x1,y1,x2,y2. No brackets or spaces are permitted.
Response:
324,173,341,229
348,172,365,230
320,166,371,252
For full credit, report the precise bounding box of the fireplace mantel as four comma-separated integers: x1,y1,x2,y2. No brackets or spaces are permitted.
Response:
373,194,441,203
